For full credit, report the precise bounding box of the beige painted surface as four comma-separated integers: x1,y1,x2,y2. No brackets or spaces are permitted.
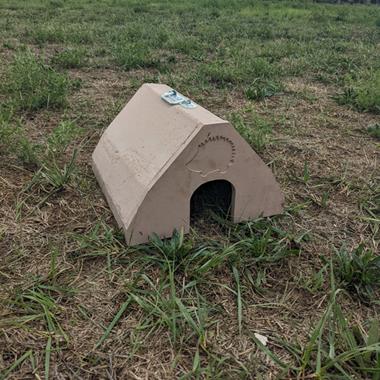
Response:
92,83,284,245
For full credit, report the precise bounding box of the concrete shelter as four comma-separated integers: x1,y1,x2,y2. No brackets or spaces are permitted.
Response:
92,83,284,245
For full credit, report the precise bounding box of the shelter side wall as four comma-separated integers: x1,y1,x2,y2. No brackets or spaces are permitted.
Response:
92,137,146,230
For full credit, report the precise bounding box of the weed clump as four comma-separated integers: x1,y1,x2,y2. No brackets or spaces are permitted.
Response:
199,56,277,90
91,220,301,348
30,25,66,45
253,265,380,379
51,48,87,69
230,110,273,152
337,71,380,114
113,43,159,70
200,61,239,87
3,50,70,111
0,111,81,191
46,120,82,155
367,123,380,139
0,110,39,165
245,78,283,101
334,244,380,302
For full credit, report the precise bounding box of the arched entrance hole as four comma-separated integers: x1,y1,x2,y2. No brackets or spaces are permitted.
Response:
190,180,234,226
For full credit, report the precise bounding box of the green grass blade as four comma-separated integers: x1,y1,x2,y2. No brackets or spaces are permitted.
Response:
192,347,200,373
44,337,52,380
251,333,293,370
1,350,32,379
232,266,242,335
322,344,380,372
174,297,200,336
95,297,131,348
374,353,380,380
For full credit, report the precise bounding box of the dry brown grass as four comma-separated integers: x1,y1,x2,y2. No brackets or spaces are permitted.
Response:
1,1,379,379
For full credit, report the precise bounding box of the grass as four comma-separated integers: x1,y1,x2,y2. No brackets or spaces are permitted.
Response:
113,43,160,70
253,264,380,379
1,281,71,379
0,115,82,221
126,223,298,337
0,0,379,378
367,123,380,139
245,78,283,101
337,70,380,113
2,50,71,111
0,115,81,188
0,110,39,165
51,48,88,69
93,223,300,372
334,244,380,302
230,109,273,152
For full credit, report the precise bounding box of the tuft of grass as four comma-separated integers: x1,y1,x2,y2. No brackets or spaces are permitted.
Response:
30,25,66,45
51,48,87,69
40,149,78,190
0,110,40,165
96,231,217,349
198,55,277,90
134,219,301,340
127,273,210,348
229,110,273,152
253,263,380,379
367,123,380,139
1,278,72,378
0,113,81,174
2,118,82,218
2,286,67,337
199,61,239,87
3,50,70,111
337,71,380,114
46,120,82,156
113,43,159,70
72,221,125,260
0,350,33,379
245,78,283,101
334,244,380,302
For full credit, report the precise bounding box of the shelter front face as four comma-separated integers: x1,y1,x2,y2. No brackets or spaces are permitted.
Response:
92,83,284,245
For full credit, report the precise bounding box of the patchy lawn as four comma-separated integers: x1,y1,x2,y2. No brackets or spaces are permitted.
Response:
0,0,379,379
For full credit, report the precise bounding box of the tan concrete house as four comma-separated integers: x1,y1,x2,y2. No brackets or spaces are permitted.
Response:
92,84,284,245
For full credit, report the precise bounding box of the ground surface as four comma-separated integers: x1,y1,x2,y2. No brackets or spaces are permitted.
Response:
0,1,379,379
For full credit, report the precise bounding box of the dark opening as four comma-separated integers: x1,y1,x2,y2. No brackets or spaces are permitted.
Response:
190,180,234,228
